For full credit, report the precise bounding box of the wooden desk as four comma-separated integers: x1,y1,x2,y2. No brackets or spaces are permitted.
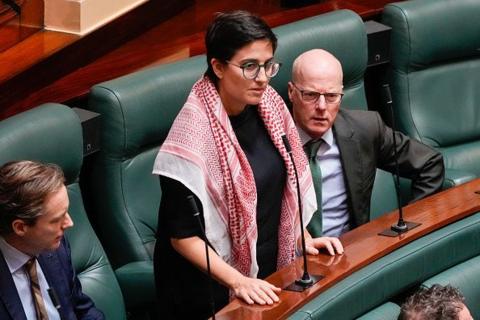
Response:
217,178,480,319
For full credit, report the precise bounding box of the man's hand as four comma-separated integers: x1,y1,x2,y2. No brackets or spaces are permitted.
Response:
231,275,281,305
305,232,344,256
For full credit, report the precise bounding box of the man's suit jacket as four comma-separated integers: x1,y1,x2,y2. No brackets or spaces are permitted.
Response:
332,109,444,228
0,237,104,320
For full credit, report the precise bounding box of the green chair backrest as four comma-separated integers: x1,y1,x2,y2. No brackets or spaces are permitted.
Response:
271,9,368,110
272,10,401,218
0,104,126,319
383,0,480,176
87,56,206,269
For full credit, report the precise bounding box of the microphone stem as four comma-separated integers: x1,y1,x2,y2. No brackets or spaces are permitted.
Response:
384,84,406,228
284,141,310,279
193,213,216,320
390,114,405,223
188,195,216,320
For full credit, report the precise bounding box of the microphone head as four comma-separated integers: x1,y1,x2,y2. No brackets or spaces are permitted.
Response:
187,195,200,216
382,84,392,105
281,135,292,153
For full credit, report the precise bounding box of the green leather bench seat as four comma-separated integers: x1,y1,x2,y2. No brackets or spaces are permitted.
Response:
423,255,480,319
291,212,480,319
382,0,480,179
356,302,400,320
0,104,126,319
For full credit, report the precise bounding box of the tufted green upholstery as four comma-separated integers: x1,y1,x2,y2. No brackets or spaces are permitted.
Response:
356,302,400,320
382,0,480,178
86,56,206,311
271,9,368,110
0,104,126,319
292,212,480,319
423,255,480,319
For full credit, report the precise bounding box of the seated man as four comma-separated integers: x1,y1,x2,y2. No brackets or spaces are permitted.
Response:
0,160,104,320
289,49,444,238
399,284,473,320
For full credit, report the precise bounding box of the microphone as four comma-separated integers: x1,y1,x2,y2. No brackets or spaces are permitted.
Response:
187,195,216,320
379,84,421,237
48,287,64,320
282,135,323,292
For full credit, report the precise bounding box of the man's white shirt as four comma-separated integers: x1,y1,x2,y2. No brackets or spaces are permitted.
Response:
0,237,60,320
298,127,350,237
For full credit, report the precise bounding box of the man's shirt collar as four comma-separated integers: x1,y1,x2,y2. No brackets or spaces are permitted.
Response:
297,126,334,147
0,236,31,274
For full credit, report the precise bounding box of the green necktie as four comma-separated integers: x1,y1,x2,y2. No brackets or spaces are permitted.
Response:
304,139,323,237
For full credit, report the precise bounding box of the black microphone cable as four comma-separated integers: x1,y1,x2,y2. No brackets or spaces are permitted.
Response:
187,195,216,320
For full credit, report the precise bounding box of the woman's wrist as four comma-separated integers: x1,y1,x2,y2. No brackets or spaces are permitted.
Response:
224,268,246,290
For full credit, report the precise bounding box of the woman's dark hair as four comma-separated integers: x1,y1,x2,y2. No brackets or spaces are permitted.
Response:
205,10,278,84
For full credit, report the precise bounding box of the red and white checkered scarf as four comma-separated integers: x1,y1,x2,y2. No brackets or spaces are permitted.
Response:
153,76,316,278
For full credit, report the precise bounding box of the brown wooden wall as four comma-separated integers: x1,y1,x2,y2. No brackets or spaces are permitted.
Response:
0,0,396,119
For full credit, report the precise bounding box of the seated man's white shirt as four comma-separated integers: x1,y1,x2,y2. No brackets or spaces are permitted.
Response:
0,237,60,320
298,127,350,237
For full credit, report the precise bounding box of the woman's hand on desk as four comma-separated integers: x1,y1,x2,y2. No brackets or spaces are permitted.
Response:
305,232,344,256
230,275,281,305
171,236,281,306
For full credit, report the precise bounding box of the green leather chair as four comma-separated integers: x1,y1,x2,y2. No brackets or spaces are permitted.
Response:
271,9,368,110
423,255,480,319
272,9,402,218
0,103,126,320
382,0,480,183
86,56,206,313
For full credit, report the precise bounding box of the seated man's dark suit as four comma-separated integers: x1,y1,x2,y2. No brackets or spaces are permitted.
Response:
331,108,444,228
0,237,104,320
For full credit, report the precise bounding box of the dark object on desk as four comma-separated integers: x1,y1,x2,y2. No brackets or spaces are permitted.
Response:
365,20,391,67
73,107,100,156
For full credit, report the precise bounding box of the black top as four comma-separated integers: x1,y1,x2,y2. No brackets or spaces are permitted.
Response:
154,106,286,319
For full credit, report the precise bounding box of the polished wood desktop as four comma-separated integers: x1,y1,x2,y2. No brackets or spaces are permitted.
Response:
216,178,480,319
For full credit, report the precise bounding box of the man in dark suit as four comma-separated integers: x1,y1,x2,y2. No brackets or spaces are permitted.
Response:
0,160,104,320
289,49,444,243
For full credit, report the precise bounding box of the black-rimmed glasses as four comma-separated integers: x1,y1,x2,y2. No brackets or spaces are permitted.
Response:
292,82,344,104
226,60,282,80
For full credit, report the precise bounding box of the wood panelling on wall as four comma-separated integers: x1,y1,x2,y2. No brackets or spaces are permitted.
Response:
0,0,397,119
0,0,42,53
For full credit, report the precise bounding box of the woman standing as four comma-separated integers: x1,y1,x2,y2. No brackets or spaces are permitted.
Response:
153,10,319,319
